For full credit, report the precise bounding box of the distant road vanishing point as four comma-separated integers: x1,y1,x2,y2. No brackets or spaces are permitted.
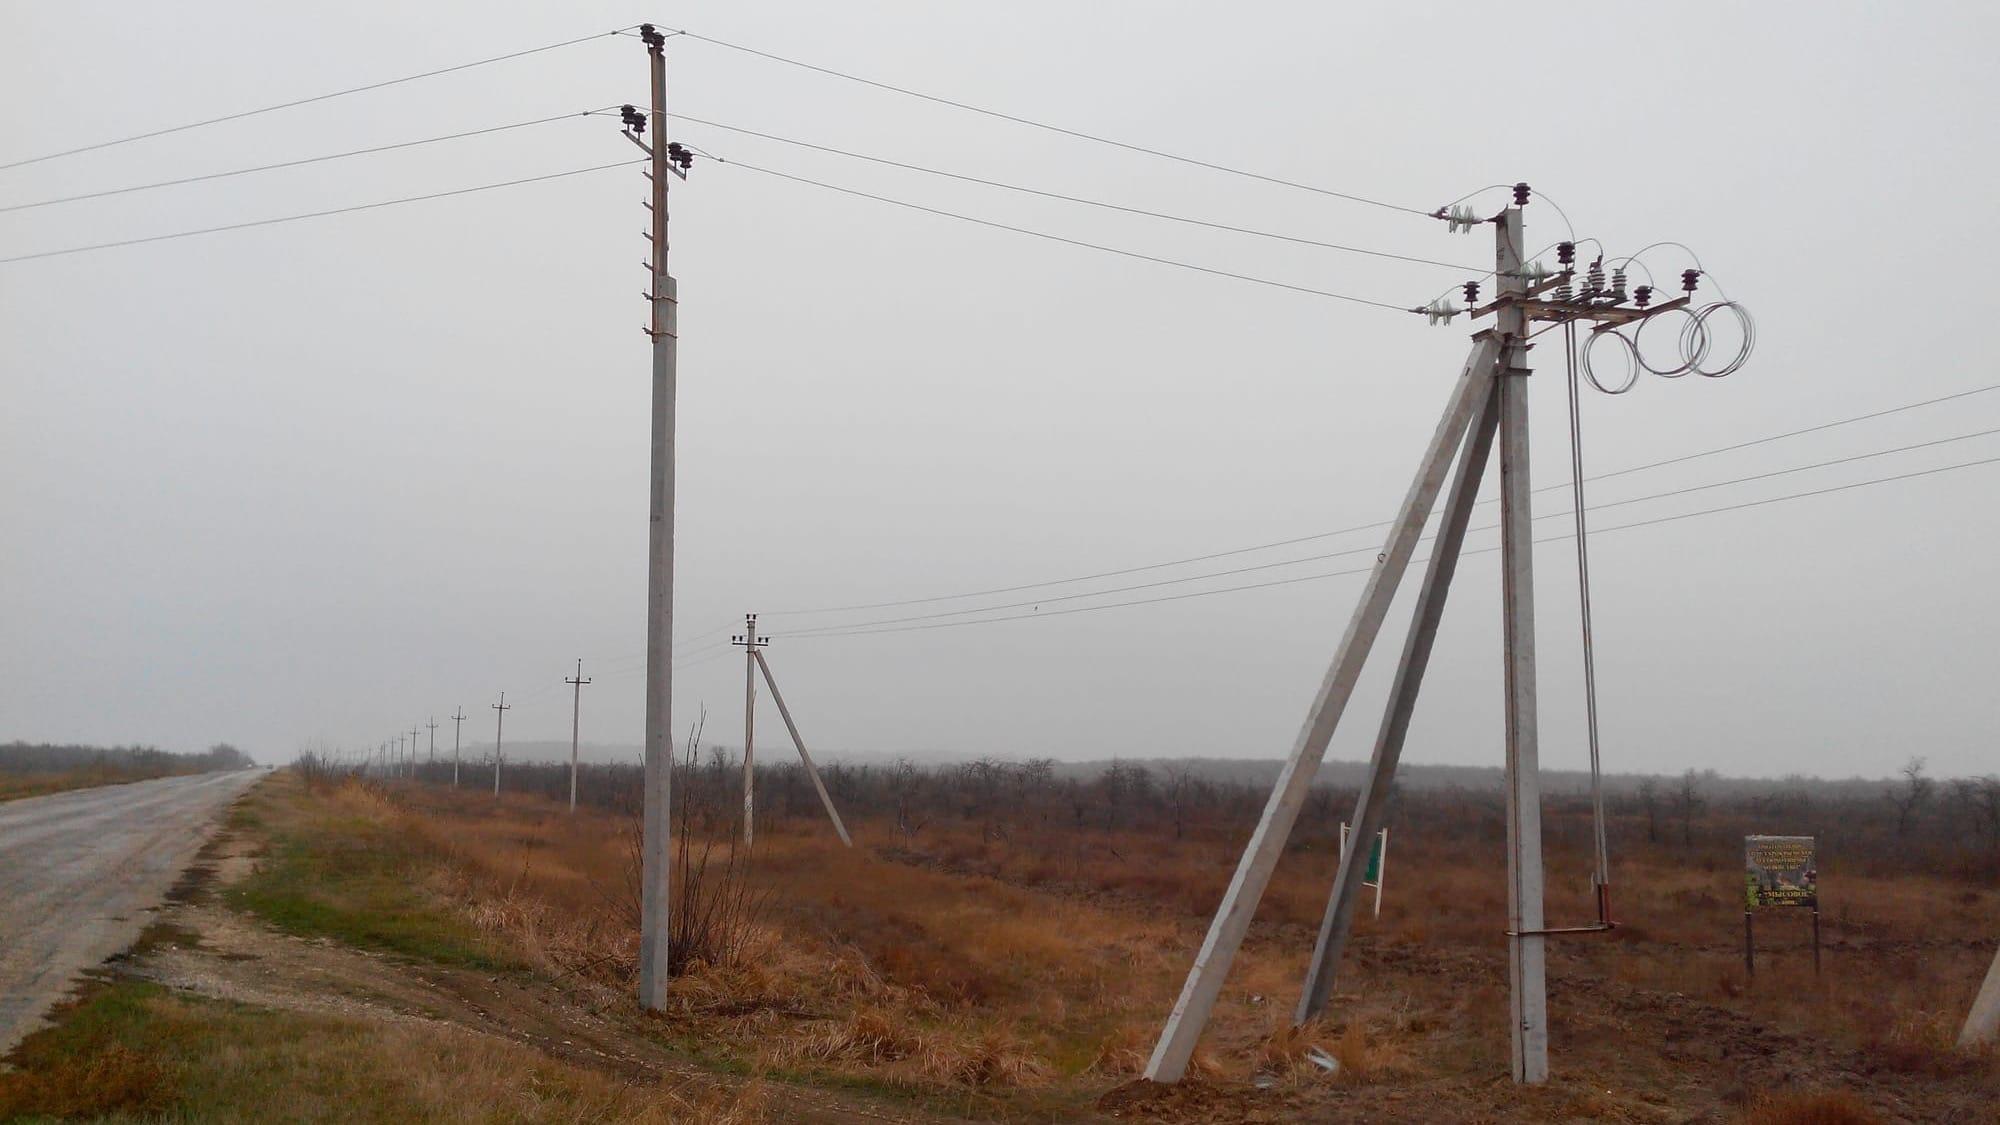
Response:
0,771,261,1054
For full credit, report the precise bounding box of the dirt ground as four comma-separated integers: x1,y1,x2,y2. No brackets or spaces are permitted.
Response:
33,770,1994,1124
112,797,959,1124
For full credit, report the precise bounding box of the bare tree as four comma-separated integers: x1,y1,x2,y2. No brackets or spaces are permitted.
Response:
1674,770,1706,847
1886,756,1935,838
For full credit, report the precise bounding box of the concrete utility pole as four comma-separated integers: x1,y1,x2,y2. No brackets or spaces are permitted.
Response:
633,21,682,1012
751,646,854,847
566,659,592,813
409,725,423,782
427,716,438,764
450,707,466,787
491,692,510,798
1963,944,2000,1047
1492,205,1549,1083
734,614,761,846
1141,186,1712,1087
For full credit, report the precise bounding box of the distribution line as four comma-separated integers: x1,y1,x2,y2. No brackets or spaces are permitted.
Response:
670,114,1480,272
718,157,1414,312
767,382,2000,617
777,423,2000,637
671,29,1434,217
0,27,632,172
0,159,642,264
0,109,622,213
783,452,2000,640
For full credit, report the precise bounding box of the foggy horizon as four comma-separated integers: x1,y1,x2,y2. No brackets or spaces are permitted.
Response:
7,3,1999,781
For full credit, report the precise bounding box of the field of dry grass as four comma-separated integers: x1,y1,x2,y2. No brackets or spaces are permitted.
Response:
345,770,1997,1123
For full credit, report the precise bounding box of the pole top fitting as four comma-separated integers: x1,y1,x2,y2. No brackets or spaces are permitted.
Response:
638,23,667,50
1512,182,1531,206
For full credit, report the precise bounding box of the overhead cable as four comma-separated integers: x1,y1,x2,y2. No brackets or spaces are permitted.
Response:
716,157,1415,312
672,29,1434,217
671,114,1480,272
766,382,2000,617
776,425,2000,637
0,109,620,213
781,452,2000,640
0,28,631,172
0,159,642,264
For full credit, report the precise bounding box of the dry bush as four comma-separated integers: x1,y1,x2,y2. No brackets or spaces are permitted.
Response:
1739,1089,1883,1125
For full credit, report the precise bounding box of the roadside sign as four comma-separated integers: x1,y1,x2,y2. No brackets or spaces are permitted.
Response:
1745,835,1817,909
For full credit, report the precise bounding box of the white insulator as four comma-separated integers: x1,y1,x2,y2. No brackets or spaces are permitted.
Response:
1423,299,1462,326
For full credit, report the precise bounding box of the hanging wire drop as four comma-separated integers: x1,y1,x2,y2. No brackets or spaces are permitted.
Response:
1565,321,1615,928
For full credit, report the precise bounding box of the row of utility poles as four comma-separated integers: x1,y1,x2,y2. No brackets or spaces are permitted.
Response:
367,663,595,806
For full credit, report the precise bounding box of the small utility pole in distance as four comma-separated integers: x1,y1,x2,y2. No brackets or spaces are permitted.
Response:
409,725,422,782
491,692,510,798
450,707,466,787
427,716,439,766
566,659,592,813
733,614,763,846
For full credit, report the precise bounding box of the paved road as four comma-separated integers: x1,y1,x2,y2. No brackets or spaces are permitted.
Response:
0,770,263,1054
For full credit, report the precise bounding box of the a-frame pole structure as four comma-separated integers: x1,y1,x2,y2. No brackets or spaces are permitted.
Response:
1145,193,1554,1086
751,647,854,847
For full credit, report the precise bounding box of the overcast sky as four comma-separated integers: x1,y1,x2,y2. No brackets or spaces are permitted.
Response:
3,2,1996,779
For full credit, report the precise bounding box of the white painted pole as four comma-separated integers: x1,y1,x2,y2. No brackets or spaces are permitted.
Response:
1297,380,1499,1022
1142,335,1501,1083
753,649,853,847
638,24,677,1011
1961,943,2000,1047
1495,204,1549,1085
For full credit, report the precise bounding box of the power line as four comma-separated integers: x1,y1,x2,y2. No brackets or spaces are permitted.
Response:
0,109,620,213
785,451,2000,640
0,28,631,172
0,159,641,265
777,425,2000,636
716,157,1415,312
670,114,1480,273
673,29,1435,218
766,382,2000,617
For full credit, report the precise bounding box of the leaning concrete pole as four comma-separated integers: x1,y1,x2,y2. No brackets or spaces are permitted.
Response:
1141,336,1500,1083
1961,943,2000,1047
637,22,678,1011
753,648,853,847
1297,378,1499,1021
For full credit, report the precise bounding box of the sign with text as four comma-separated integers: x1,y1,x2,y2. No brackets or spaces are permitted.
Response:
1745,835,1817,909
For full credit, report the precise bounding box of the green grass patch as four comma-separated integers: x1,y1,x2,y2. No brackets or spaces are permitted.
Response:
224,784,516,972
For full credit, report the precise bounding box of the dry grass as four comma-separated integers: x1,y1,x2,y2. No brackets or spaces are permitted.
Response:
268,775,1999,1121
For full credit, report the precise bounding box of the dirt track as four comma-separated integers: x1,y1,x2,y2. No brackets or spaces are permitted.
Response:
0,769,263,1054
